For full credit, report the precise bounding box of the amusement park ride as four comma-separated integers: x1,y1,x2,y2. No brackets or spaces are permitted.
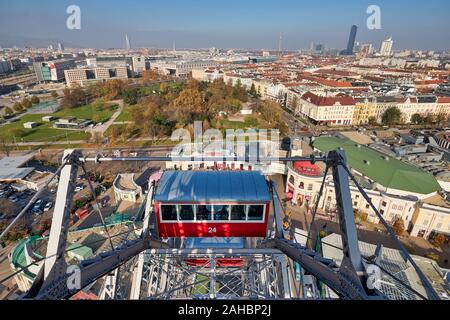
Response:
0,149,442,300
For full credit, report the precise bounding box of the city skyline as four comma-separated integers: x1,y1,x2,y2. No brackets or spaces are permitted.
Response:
0,0,450,51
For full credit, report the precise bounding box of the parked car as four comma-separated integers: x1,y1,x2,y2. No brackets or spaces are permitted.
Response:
44,201,53,212
33,199,44,207
74,185,85,192
8,195,19,203
32,199,45,213
0,189,13,198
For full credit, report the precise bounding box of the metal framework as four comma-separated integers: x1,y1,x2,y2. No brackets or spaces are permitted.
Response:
0,150,441,300
131,250,290,299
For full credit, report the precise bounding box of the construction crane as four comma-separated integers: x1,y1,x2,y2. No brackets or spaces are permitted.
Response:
0,150,441,300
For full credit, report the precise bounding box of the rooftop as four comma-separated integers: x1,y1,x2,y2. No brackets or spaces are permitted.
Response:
302,91,356,106
154,171,271,203
0,155,35,181
313,136,441,195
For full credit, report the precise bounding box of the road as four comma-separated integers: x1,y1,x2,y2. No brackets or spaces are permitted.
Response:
282,109,317,136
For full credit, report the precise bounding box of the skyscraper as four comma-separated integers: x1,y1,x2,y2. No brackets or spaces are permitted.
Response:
380,37,394,56
58,42,64,51
125,34,131,50
341,25,357,55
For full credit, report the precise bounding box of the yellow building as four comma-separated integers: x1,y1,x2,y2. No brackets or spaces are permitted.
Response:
252,79,271,98
352,101,374,125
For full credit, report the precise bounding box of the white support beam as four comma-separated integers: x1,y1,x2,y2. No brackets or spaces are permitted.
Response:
130,252,145,299
99,268,118,300
43,150,78,282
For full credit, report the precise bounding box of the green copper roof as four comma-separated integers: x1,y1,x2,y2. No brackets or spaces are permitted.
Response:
314,136,441,195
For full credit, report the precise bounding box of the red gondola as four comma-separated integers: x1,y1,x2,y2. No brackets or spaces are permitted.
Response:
153,171,272,238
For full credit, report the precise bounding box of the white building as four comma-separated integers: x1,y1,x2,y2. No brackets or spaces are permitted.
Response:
152,60,217,77
380,37,394,57
191,68,224,82
297,92,355,126
113,173,143,203
64,66,129,86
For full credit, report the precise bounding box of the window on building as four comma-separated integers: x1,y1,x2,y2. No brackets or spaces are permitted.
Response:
366,204,370,209
196,205,213,221
247,205,264,221
230,205,246,221
161,205,177,221
380,209,385,215
307,184,313,191
213,205,230,221
179,205,194,221
289,176,295,185
382,201,387,207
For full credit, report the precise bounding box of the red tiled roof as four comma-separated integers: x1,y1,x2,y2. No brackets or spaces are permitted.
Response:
415,79,445,85
301,92,356,106
437,96,450,104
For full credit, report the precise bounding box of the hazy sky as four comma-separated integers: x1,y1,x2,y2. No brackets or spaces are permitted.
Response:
1,0,449,51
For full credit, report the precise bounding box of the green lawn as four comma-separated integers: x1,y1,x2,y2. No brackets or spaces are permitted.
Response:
0,114,90,143
313,136,441,195
53,103,118,124
116,105,134,122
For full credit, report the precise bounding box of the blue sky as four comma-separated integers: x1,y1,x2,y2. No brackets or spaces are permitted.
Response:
1,0,449,50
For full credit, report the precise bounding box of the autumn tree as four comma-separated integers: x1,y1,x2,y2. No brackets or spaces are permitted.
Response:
368,116,378,126
431,234,446,248
12,102,23,112
61,85,87,108
142,69,164,85
123,88,140,105
411,113,423,125
102,79,127,100
392,217,405,236
423,113,436,125
435,113,449,127
21,97,32,109
186,79,201,91
30,95,40,104
4,107,13,116
171,88,204,125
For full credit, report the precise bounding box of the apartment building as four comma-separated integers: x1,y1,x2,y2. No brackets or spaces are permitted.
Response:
152,60,217,77
410,199,450,241
64,66,128,86
33,59,76,82
191,68,224,82
297,91,356,126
